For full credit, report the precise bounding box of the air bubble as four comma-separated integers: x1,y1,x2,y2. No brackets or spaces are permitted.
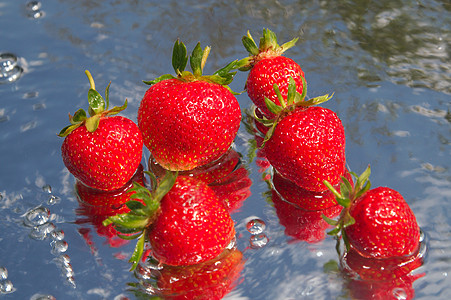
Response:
23,206,50,227
29,222,56,240
26,0,42,10
246,218,266,235
47,195,61,205
0,280,15,294
51,229,65,241
0,267,7,280
25,1,45,19
42,184,52,193
51,240,68,255
30,294,56,300
66,276,76,288
0,53,23,84
392,287,408,299
250,233,269,249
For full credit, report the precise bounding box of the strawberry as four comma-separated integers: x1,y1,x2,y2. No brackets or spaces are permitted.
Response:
59,70,143,191
236,28,305,118
272,190,341,243
154,248,244,300
138,40,241,171
104,171,236,270
255,78,345,192
324,166,421,259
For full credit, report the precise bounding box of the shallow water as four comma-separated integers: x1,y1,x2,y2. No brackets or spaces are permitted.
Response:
0,0,450,299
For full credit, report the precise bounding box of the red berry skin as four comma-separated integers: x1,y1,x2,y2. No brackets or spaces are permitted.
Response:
345,187,421,259
264,106,346,192
148,176,236,267
61,116,143,191
138,79,241,171
246,56,305,118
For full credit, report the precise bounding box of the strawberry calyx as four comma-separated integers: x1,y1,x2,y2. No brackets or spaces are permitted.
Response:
143,39,238,91
235,28,299,71
102,170,178,271
322,166,372,252
256,76,333,146
58,70,127,137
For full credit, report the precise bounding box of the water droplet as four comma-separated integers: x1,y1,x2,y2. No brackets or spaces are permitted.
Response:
392,287,407,299
30,294,56,300
246,218,266,235
0,267,8,280
26,1,42,10
249,233,269,249
134,264,154,280
61,263,74,278
51,229,65,241
419,229,425,242
0,53,23,84
29,222,56,240
47,195,61,205
53,254,71,268
42,184,52,193
23,206,50,227
51,240,68,255
66,276,76,288
0,280,15,294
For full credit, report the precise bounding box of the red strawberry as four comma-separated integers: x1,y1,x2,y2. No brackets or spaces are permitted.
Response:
236,28,305,118
255,78,345,192
138,40,241,171
154,248,244,300
272,190,342,243
272,169,353,211
324,166,421,259
59,70,143,191
104,171,236,270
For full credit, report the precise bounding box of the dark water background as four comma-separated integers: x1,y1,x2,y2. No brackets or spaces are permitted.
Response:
1,0,450,299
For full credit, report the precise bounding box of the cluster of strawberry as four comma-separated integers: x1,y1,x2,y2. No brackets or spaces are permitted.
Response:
59,29,424,299
239,30,425,299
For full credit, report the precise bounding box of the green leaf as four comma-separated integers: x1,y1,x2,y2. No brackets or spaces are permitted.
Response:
106,99,128,116
342,230,351,252
200,46,210,73
280,37,299,52
106,213,149,230
154,171,177,203
322,214,339,226
286,77,296,106
260,28,278,51
327,226,341,236
87,88,105,116
172,39,188,75
143,74,176,86
190,42,204,77
264,96,283,115
299,75,307,101
104,81,111,110
117,232,143,240
129,233,145,271
323,180,343,202
85,114,101,132
273,83,286,108
242,33,259,55
126,201,150,216
71,109,87,124
356,165,371,189
58,123,81,137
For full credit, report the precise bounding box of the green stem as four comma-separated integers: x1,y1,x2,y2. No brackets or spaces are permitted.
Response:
85,70,96,90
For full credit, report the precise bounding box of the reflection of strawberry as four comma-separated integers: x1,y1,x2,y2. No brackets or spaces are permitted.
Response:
272,190,341,243
138,40,241,171
272,169,353,211
75,164,145,247
155,248,244,300
325,166,421,259
104,172,236,270
343,247,424,300
59,70,143,191
236,28,305,118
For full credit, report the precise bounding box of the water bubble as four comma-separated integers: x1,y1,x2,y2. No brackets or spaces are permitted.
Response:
51,229,65,241
23,206,50,227
26,1,45,19
0,280,15,294
30,294,56,300
29,222,56,240
249,233,269,249
53,254,71,268
51,240,68,255
26,1,42,10
47,195,61,205
246,218,266,235
0,53,23,84
0,267,7,280
392,287,408,299
66,276,76,288
135,264,154,281
42,184,52,193
61,263,74,278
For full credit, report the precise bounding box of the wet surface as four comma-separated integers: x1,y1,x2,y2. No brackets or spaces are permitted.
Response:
1,0,450,299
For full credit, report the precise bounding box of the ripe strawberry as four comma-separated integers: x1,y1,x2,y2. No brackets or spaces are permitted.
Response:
138,40,241,171
154,248,244,300
236,29,306,118
255,78,345,192
59,70,143,191
324,166,421,259
104,171,236,270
